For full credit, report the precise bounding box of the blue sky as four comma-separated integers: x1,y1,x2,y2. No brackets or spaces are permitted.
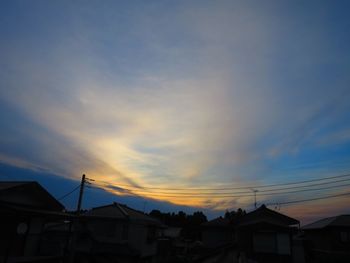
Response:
1,0,350,223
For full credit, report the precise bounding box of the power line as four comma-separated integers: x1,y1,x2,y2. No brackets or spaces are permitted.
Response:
257,177,350,193
258,182,350,196
89,181,350,212
91,181,350,198
58,185,80,201
93,172,350,191
91,182,350,214
87,175,350,209
92,177,350,195
266,191,350,206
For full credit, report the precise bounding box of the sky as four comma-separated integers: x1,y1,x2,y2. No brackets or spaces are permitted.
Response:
1,0,350,224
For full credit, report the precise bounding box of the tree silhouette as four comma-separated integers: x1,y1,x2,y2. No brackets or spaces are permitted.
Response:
224,208,246,221
149,210,208,240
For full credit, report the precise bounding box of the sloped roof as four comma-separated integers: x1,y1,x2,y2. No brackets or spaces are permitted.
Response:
0,181,29,191
303,215,350,230
84,202,162,226
236,205,299,226
85,203,126,218
0,181,64,211
202,217,231,228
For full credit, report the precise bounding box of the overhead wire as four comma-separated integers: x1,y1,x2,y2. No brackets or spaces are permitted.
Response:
91,177,350,195
84,173,350,211
266,191,350,206
92,172,350,191
90,180,350,199
58,185,80,201
88,181,350,211
87,172,350,209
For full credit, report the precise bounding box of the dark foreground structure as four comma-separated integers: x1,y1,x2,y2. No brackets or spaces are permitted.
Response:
201,205,302,263
0,180,348,263
303,215,350,263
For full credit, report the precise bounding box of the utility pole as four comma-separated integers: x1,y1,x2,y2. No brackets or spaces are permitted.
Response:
69,174,89,263
76,174,86,214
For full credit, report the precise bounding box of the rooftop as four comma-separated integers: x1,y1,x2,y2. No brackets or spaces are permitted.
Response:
0,181,34,191
236,204,300,226
84,202,162,226
0,181,64,211
303,215,350,230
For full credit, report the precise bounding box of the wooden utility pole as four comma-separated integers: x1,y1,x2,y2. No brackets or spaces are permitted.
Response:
76,174,86,214
69,174,87,263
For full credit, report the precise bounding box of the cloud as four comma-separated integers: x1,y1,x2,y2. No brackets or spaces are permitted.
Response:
0,1,350,213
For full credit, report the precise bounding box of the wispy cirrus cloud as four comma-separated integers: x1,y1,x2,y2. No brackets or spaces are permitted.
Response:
0,1,350,216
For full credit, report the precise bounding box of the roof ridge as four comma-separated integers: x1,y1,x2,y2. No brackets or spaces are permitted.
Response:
0,181,36,189
0,181,36,183
237,204,299,225
315,215,337,224
91,203,119,210
302,215,338,229
114,202,129,217
120,203,146,215
0,181,64,211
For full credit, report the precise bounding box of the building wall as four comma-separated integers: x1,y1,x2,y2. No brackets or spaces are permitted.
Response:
292,238,305,263
23,217,45,256
87,219,158,258
305,229,332,251
237,227,294,263
0,214,26,257
128,223,158,258
328,227,350,251
202,228,233,248
87,218,127,243
0,191,43,208
305,227,350,262
0,213,47,259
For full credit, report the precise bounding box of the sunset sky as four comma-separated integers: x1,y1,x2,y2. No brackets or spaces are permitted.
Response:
1,0,350,224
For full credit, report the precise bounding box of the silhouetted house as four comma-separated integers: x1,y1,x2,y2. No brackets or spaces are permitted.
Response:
0,181,64,211
201,217,233,248
0,181,67,262
157,227,182,262
303,215,350,263
235,205,300,263
78,202,163,263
